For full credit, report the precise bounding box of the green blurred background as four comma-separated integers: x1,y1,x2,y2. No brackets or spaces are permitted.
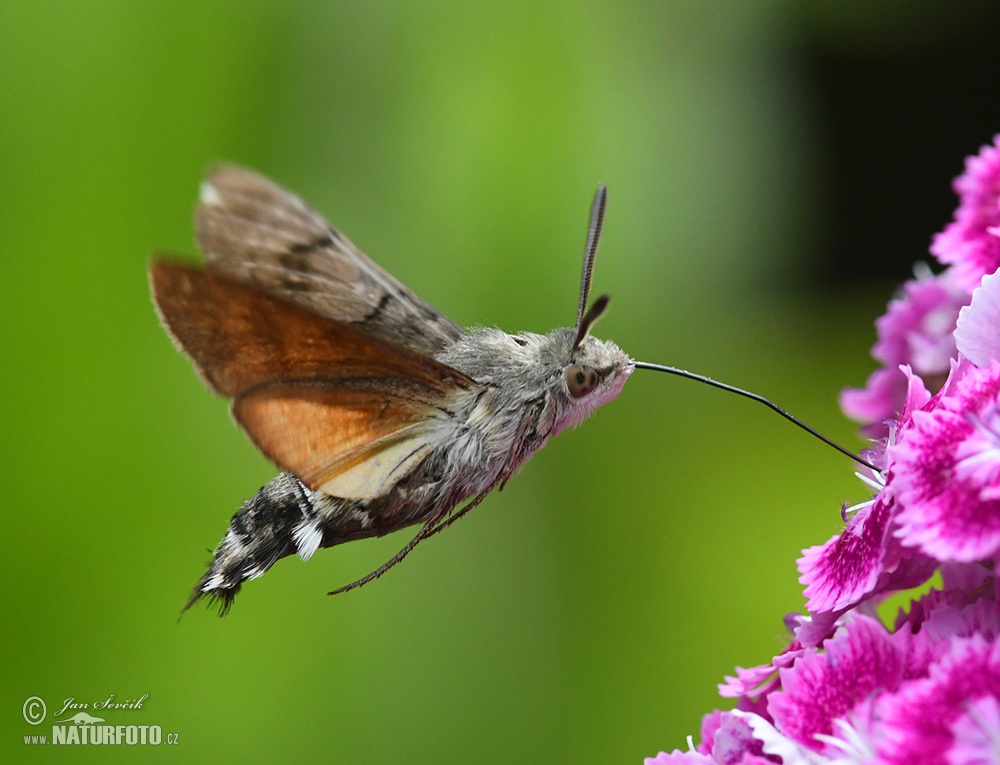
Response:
4,2,1000,762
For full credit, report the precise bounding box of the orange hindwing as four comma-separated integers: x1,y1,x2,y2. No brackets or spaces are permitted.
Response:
150,259,475,495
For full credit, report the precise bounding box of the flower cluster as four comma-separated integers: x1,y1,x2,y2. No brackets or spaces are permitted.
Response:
647,137,1000,764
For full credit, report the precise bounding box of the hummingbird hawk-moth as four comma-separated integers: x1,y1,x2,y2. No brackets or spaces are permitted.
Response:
151,166,632,614
152,166,872,615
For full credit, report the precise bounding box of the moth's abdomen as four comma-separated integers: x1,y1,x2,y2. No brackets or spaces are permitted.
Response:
185,473,314,614
185,471,441,615
186,473,388,615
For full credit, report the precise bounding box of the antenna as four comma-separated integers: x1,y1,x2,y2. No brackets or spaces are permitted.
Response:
576,184,607,330
633,360,878,471
573,294,610,350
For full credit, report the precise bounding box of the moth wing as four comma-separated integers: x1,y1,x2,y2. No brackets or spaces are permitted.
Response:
196,164,465,356
233,387,447,500
150,259,476,497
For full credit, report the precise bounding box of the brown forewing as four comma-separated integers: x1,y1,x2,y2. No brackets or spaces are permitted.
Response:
150,258,475,489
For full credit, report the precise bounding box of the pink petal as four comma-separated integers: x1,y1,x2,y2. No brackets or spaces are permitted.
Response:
798,495,892,613
892,363,1000,561
931,136,1000,289
947,695,1000,765
768,616,905,750
956,268,1000,367
878,635,1000,765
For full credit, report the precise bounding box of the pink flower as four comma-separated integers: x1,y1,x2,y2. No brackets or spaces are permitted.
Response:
767,616,906,752
840,367,908,438
798,367,937,620
719,642,804,709
932,135,1000,289
841,270,968,436
698,711,778,764
643,712,778,765
645,138,1000,765
798,493,893,613
878,635,1000,764
892,361,1000,561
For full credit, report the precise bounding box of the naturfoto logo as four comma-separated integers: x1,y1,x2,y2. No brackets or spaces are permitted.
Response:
21,694,179,747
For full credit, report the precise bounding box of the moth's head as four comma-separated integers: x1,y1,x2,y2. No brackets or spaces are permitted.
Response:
564,334,633,403
548,295,634,435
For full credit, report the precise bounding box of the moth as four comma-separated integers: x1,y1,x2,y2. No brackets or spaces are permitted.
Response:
152,167,871,615
151,166,633,614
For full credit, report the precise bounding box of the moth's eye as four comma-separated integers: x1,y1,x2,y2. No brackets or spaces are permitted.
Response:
566,364,599,398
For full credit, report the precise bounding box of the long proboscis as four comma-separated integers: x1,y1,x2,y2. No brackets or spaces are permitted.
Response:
633,360,877,471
